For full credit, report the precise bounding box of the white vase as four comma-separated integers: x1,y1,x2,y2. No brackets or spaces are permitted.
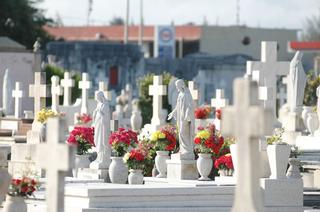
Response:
196,153,213,181
229,144,237,177
301,106,313,131
267,144,291,179
307,112,319,136
3,195,27,212
155,151,170,178
130,110,142,132
218,169,233,177
109,157,128,184
286,158,302,179
128,169,144,184
73,154,91,177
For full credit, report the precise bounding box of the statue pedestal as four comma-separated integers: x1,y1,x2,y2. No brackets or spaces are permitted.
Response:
166,154,198,180
77,168,110,182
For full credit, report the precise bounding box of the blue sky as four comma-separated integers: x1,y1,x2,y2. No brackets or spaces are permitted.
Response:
40,0,319,30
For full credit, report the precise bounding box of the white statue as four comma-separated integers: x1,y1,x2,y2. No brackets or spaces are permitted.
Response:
168,79,195,159
168,77,178,109
288,51,306,112
90,91,111,169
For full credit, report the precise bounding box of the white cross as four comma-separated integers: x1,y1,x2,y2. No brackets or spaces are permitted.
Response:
277,87,287,107
12,82,24,119
211,89,228,109
51,76,63,113
61,72,75,106
36,117,75,212
79,73,92,114
95,81,112,101
188,81,199,107
221,78,273,212
282,76,292,107
29,72,51,114
247,41,290,126
149,75,167,128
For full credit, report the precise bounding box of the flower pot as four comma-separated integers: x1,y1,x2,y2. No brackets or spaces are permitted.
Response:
128,169,144,184
301,106,313,131
155,151,170,178
307,113,319,136
196,153,213,181
229,144,237,177
109,157,128,184
130,111,142,132
73,154,91,177
218,169,233,177
267,144,291,179
3,195,27,212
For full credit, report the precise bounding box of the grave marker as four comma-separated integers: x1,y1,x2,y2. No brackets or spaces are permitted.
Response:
51,76,63,113
12,82,24,118
95,81,112,101
79,73,92,114
29,72,51,114
61,72,75,106
188,81,199,107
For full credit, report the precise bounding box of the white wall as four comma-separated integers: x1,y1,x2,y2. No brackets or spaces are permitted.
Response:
0,51,34,114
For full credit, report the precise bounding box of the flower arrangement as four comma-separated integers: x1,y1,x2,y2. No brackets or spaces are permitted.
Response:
109,128,138,157
194,123,226,156
67,127,95,155
194,105,212,119
267,128,285,145
36,109,58,123
76,113,92,124
8,177,39,197
215,108,221,120
214,154,234,171
123,148,147,170
150,125,177,152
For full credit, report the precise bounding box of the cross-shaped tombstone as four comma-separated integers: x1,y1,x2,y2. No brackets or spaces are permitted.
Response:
29,72,51,114
221,78,273,212
51,76,63,113
277,87,286,107
247,41,290,126
188,81,199,107
110,119,119,133
95,81,112,101
61,72,75,106
211,89,228,130
79,73,92,114
12,82,24,118
149,75,167,128
36,117,75,212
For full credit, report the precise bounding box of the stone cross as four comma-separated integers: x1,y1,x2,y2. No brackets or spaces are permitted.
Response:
247,41,290,126
36,117,75,212
221,78,272,212
61,72,75,106
79,73,92,114
12,82,24,118
51,76,63,113
188,81,199,107
95,81,112,101
29,72,51,114
211,89,228,110
277,87,286,107
149,75,167,128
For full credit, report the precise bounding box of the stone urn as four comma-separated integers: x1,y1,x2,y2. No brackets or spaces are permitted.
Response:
301,106,313,131
3,195,27,212
218,169,233,177
196,153,213,181
267,143,291,179
306,112,319,136
229,144,238,177
128,169,144,184
155,151,170,178
109,157,128,184
286,158,302,179
73,154,91,177
130,110,142,132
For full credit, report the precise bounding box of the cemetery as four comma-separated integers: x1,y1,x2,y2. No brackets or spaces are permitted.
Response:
0,0,320,212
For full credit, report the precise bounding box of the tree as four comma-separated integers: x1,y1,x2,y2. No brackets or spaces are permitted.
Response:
0,0,52,49
302,12,320,41
304,71,320,106
109,16,124,25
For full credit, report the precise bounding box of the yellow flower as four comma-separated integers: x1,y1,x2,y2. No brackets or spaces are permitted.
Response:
196,130,210,140
158,132,166,139
123,152,130,163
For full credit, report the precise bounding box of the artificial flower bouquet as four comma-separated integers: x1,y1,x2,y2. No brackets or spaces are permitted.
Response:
8,177,39,197
36,109,58,123
123,148,147,170
67,126,95,155
76,113,92,124
214,154,234,171
150,125,177,152
194,105,212,119
109,128,138,157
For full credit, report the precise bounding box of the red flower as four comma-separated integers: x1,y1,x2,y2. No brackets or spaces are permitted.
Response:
194,137,201,145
